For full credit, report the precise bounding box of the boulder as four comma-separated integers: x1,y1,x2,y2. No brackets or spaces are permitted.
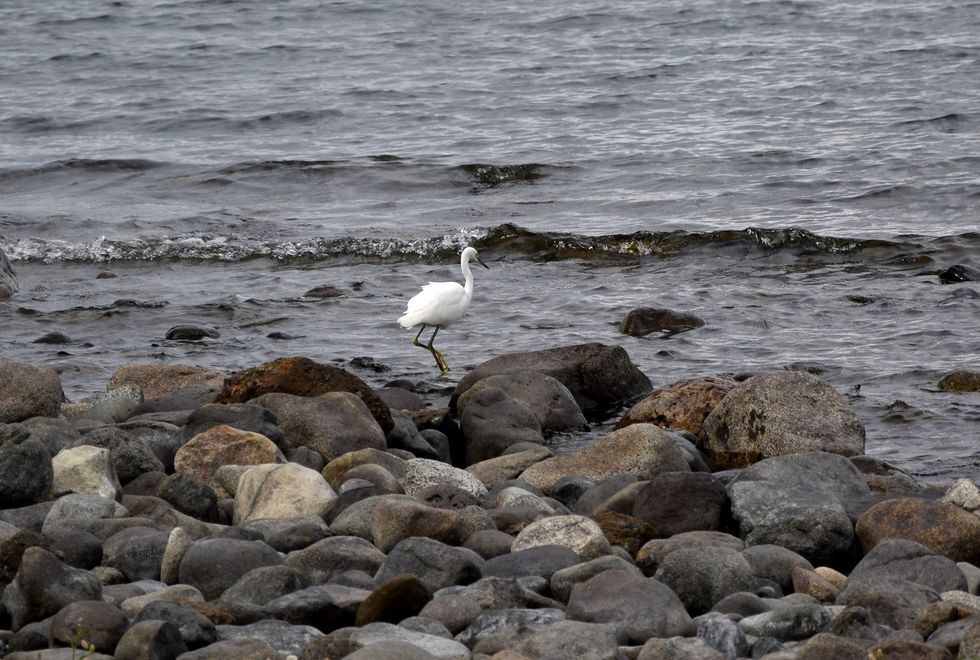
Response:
329,493,416,539
458,386,545,465
102,526,170,581
616,376,736,434
219,564,307,606
180,403,282,444
174,424,283,494
837,577,941,629
700,371,865,469
375,537,482,592
638,637,724,660
418,594,483,635
567,569,695,643
286,536,386,585
178,538,283,600
0,434,53,506
49,600,128,654
371,498,492,553
321,448,407,490
251,392,386,461
511,514,612,560
741,544,814,595
457,608,565,648
621,306,705,336
357,575,432,626
549,555,644,602
0,248,17,299
155,473,219,522
727,451,874,566
654,546,759,614
18,417,81,456
322,622,469,659
172,638,287,659
636,531,745,576
215,619,323,656
458,372,588,436
737,602,831,641
50,445,123,500
938,370,980,393
855,498,980,564
67,427,164,484
471,620,621,659
592,511,658,556
481,545,581,580
403,458,489,500
0,360,63,423
41,492,127,536
61,385,143,423
108,364,225,400
632,471,727,535
519,423,690,493
2,546,103,630
465,447,554,490
452,343,653,421
214,356,393,433
234,462,337,524
114,620,188,660
845,539,968,594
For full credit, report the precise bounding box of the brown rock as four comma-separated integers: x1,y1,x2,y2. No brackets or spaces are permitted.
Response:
912,601,974,639
107,364,225,400
621,306,705,337
518,423,690,494
815,566,847,589
355,575,432,626
938,370,980,392
616,376,736,434
961,618,980,657
371,498,493,553
866,638,953,660
798,633,869,660
321,448,407,491
174,425,283,493
855,498,980,564
466,447,554,489
592,511,658,556
636,531,744,577
214,356,393,433
791,566,839,602
0,359,63,422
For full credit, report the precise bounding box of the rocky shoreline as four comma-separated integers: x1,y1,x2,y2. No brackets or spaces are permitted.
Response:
0,345,978,659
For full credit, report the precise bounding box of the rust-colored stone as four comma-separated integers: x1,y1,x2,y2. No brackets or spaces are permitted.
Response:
107,363,225,400
938,370,980,392
616,376,735,434
214,356,392,433
855,497,980,564
591,511,658,557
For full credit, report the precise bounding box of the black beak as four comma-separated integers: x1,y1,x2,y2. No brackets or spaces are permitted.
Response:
477,256,489,269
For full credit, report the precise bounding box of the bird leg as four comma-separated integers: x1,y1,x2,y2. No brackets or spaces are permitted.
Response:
412,326,450,375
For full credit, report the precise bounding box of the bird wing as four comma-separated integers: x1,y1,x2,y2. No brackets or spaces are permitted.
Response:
398,281,469,328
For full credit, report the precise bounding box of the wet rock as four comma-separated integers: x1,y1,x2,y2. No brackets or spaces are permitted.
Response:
742,544,814,595
114,620,187,660
286,536,386,585
632,471,727,535
387,410,445,461
452,342,653,422
481,544,581,580
403,457,489,500
727,451,873,566
67,427,164,485
471,620,621,658
568,569,695,642
108,363,225,400
251,391,386,462
418,594,482,635
50,600,128,654
519,423,690,494
61,385,143,423
837,577,941,629
511,514,612,560
0,360,63,423
654,546,759,615
174,424,283,494
214,356,393,433
0,248,17,299
458,607,565,648
851,454,924,495
458,386,545,465
2,546,103,630
938,264,978,283
636,530,745,576
34,331,72,344
856,498,980,564
938,370,980,392
0,434,53,506
700,370,865,469
375,536,482,592
371,498,492,553
165,324,219,341
458,372,588,436
357,574,433,625
621,306,705,336
616,376,736,435
234,462,337,524
180,402,282,444
178,537,283,600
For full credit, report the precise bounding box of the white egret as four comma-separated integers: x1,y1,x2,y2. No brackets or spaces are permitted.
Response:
398,246,489,375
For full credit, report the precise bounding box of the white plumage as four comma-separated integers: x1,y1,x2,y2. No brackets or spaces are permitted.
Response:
399,246,488,374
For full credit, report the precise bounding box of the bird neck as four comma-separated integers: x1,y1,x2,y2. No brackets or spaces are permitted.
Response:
461,259,474,296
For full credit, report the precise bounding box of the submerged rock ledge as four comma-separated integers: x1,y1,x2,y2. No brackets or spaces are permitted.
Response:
0,345,978,659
